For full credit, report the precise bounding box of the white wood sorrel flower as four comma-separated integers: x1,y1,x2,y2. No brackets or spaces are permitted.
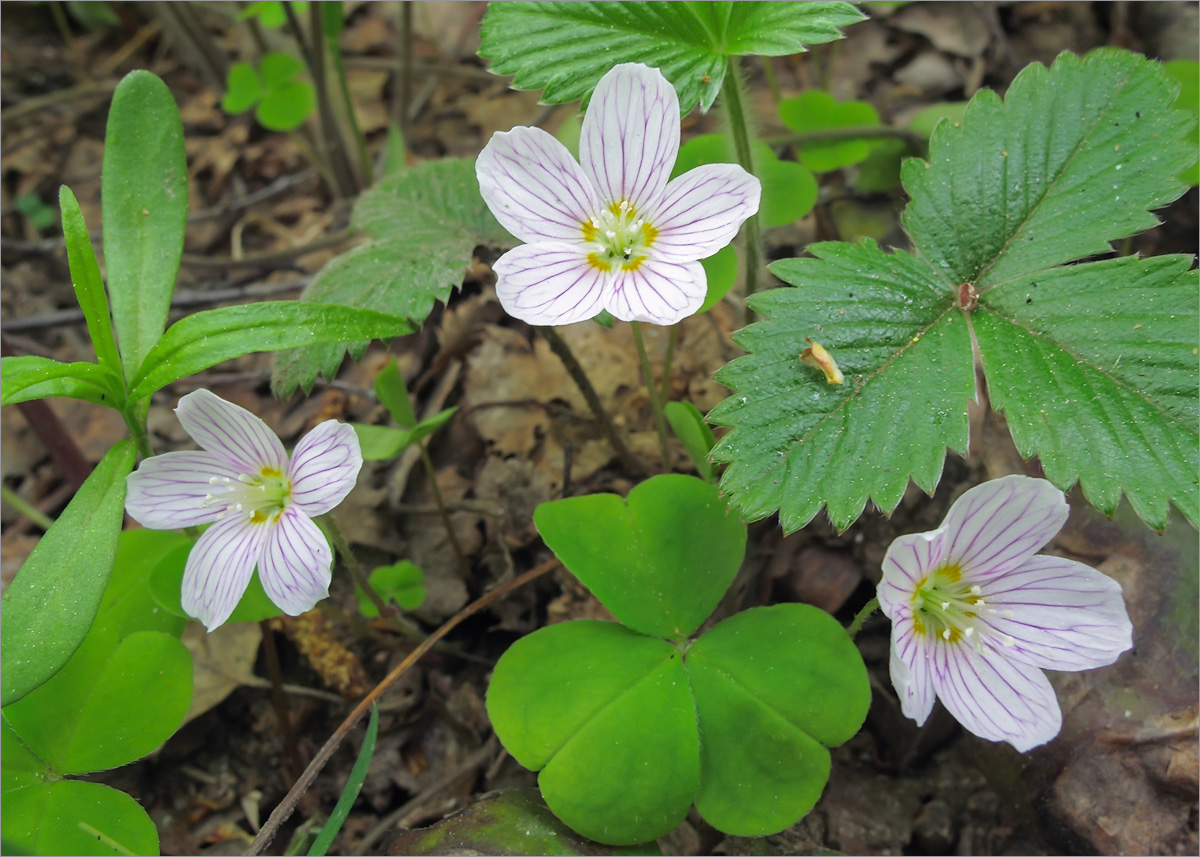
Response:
878,475,1132,752
476,63,761,326
125,390,362,631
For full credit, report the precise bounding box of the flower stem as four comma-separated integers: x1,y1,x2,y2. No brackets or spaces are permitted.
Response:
0,484,55,531
848,597,880,639
321,512,389,617
541,326,651,477
721,56,763,326
659,324,677,404
417,444,470,577
631,321,671,472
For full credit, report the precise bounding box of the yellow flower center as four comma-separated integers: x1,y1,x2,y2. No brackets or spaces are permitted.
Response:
204,466,292,525
909,563,1009,647
582,199,658,273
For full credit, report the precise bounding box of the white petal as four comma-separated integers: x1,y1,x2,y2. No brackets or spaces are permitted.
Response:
606,259,704,325
493,243,608,326
645,164,762,262
889,615,936,726
978,556,1132,671
182,514,268,631
288,421,363,517
175,389,287,473
931,639,1062,752
476,126,600,244
125,451,236,529
878,530,947,619
580,63,679,210
259,508,332,616
941,475,1068,582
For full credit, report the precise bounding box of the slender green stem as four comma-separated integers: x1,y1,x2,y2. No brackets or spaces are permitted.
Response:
417,445,470,577
762,57,781,105
631,322,671,471
1,485,55,531
321,512,389,617
659,325,677,404
721,57,763,325
541,327,651,477
848,597,879,639
762,124,926,154
323,13,373,185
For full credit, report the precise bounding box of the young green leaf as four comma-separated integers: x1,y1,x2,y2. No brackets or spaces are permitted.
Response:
533,475,746,638
711,49,1198,532
257,81,316,132
128,301,414,401
778,90,882,172
487,621,698,846
1,440,136,706
357,561,426,616
272,158,513,395
0,355,124,408
222,61,264,114
307,703,378,856
60,186,121,373
1,779,159,857
664,401,717,482
101,70,187,385
479,2,865,114
684,603,869,835
374,357,416,427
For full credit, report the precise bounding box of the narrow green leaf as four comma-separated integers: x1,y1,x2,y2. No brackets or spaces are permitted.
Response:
320,0,345,41
711,241,973,532
272,158,512,395
102,70,187,385
0,355,124,407
128,302,414,401
685,604,869,836
975,255,1199,527
533,474,747,638
307,703,378,856
352,423,410,461
1,440,136,706
664,401,716,482
487,621,697,846
479,2,864,114
60,186,121,373
0,780,159,856
903,49,1195,289
374,357,416,427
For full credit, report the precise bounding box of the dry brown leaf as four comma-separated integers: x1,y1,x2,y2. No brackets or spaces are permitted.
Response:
182,621,263,724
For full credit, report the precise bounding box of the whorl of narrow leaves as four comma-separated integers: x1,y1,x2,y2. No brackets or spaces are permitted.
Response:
478,1,865,114
710,49,1199,533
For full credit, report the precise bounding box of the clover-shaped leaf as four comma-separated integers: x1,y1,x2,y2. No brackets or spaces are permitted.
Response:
778,90,883,172
221,52,315,132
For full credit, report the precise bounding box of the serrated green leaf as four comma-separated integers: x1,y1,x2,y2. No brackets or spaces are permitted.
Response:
0,355,124,407
710,49,1197,532
102,70,187,385
1,779,159,856
128,301,413,401
778,90,882,172
907,101,970,138
1,441,136,706
479,1,864,114
487,621,698,846
272,158,512,395
222,61,264,114
60,186,122,374
686,604,868,836
664,401,716,482
257,80,316,131
903,49,1195,289
975,255,1199,528
711,241,973,532
533,474,747,638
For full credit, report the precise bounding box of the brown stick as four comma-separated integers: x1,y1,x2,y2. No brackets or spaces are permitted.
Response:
246,558,560,854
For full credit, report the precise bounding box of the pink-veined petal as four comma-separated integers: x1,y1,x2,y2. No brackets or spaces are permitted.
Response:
606,259,704,325
889,615,936,726
878,530,948,618
493,243,608,326
931,639,1062,752
259,507,332,616
288,421,362,517
182,514,268,631
175,389,287,473
645,164,762,262
580,63,679,210
476,126,600,244
125,451,237,529
941,475,1068,582
978,555,1132,671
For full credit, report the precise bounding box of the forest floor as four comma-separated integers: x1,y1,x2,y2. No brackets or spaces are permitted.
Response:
2,2,1197,855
